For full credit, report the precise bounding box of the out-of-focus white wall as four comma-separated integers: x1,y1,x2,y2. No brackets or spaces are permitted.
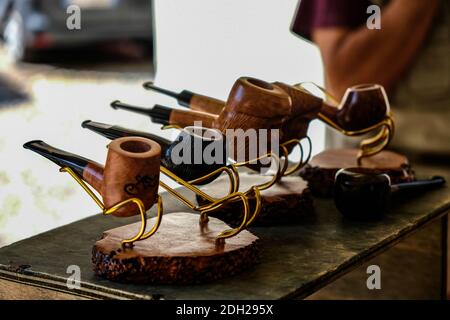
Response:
152,0,325,154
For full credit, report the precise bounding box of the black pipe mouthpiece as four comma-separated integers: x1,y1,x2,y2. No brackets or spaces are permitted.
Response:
149,105,173,125
110,101,172,125
82,120,171,153
23,140,92,177
142,82,194,108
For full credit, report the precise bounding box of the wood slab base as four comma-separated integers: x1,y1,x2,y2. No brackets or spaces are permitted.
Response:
299,148,415,197
92,212,259,284
196,173,314,227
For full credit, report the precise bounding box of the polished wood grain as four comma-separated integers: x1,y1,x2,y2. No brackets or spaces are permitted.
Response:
215,77,292,161
82,137,161,217
322,84,389,131
190,94,225,114
274,82,323,144
169,108,217,128
83,162,104,195
101,137,161,217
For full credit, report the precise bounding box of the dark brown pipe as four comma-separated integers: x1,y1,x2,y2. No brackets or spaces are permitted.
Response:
23,138,161,217
334,167,445,220
318,84,389,131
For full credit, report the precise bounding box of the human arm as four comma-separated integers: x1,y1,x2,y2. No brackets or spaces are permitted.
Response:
311,0,440,98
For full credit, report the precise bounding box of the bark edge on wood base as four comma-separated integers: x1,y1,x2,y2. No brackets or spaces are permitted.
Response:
92,212,260,284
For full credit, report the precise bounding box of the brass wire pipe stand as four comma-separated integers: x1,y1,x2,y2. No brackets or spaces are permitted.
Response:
160,124,286,227
60,167,163,248
161,124,308,225
162,123,288,184
61,165,252,247
279,136,313,176
160,152,282,229
162,125,312,179
226,152,283,227
161,123,284,191
158,165,252,241
294,83,395,165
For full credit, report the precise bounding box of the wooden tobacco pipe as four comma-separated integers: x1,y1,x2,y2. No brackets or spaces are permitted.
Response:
143,82,226,115
334,167,446,220
113,77,292,163
314,83,390,132
245,82,390,133
82,120,227,183
23,138,161,217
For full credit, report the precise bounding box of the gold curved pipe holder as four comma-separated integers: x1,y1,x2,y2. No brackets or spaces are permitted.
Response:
294,82,395,165
60,167,163,248
279,136,313,176
61,165,249,246
160,124,307,231
159,125,287,228
158,165,252,241
161,124,284,189
225,153,280,227
158,153,278,236
161,124,183,131
161,110,312,177
160,124,240,193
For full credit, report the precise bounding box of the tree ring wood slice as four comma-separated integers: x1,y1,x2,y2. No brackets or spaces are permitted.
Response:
196,173,315,227
299,148,415,197
92,212,259,284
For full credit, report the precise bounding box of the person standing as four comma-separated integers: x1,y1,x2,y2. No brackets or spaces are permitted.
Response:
291,0,447,157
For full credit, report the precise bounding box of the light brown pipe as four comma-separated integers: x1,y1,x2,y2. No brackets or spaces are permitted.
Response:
169,77,293,136
189,94,225,114
169,108,218,128
23,137,161,217
179,81,317,142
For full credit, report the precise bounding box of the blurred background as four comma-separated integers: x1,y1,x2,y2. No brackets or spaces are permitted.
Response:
0,0,323,246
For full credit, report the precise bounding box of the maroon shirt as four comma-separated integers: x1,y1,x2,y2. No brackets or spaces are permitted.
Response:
291,0,372,41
